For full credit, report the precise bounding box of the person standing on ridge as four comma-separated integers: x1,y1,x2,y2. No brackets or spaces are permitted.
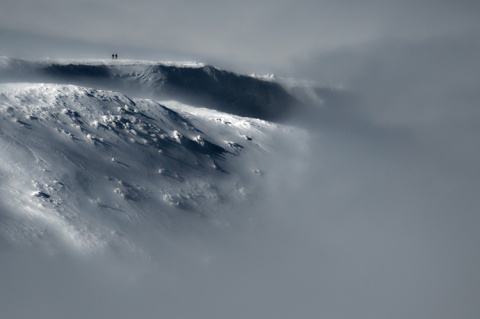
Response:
112,54,114,59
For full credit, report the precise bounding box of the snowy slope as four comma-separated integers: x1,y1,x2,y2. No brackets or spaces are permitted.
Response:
0,82,302,254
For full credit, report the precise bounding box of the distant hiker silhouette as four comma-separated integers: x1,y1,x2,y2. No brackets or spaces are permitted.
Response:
112,54,114,59
115,54,118,59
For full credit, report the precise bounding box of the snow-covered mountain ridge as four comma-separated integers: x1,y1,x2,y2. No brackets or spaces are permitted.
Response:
0,57,349,123
0,57,301,122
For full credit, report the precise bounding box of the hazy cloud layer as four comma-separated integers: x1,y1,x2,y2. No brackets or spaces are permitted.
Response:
1,1,480,319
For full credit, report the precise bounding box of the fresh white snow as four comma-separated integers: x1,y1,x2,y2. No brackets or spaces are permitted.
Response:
0,82,304,254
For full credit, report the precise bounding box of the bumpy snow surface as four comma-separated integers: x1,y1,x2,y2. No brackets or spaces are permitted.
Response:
0,81,300,254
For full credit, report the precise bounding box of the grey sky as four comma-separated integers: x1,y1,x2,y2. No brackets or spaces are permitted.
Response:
1,0,479,72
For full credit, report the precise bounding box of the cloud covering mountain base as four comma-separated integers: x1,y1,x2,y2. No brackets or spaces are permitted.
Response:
1,53,479,319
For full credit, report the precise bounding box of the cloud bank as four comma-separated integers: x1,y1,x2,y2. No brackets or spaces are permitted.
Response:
1,1,479,318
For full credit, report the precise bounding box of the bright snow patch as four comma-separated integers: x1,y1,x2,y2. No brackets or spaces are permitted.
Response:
0,83,304,254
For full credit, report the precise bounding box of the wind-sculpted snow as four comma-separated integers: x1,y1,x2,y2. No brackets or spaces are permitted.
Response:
0,57,307,122
0,83,302,254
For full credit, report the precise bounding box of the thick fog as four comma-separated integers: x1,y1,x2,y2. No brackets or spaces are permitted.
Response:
1,1,480,318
